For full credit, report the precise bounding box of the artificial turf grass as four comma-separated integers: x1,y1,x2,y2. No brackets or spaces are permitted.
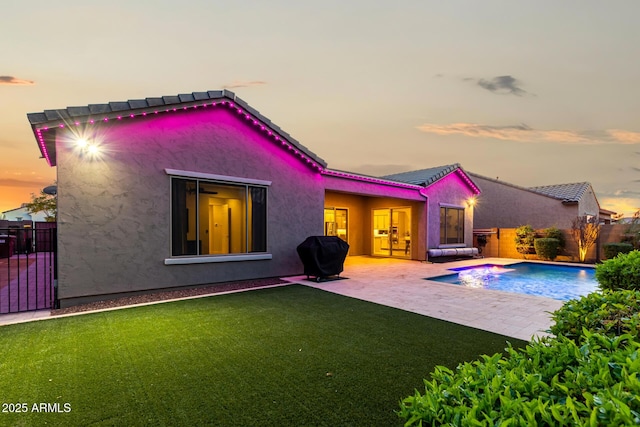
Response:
0,285,527,426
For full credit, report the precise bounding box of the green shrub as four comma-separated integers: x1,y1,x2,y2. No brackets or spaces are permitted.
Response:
603,242,634,259
514,225,536,258
549,290,640,342
595,250,640,291
398,332,640,426
544,226,565,251
534,238,560,261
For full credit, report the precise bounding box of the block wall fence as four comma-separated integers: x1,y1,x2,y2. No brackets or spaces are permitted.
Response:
474,224,632,263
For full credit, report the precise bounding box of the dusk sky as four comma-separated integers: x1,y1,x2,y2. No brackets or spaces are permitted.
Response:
1,0,639,217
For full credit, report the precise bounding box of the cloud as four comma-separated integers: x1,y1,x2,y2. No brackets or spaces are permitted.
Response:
608,130,640,144
416,122,640,144
471,75,530,96
0,75,35,86
599,196,640,217
222,80,267,89
613,189,640,197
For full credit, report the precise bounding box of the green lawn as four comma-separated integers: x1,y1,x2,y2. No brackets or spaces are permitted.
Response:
0,285,526,426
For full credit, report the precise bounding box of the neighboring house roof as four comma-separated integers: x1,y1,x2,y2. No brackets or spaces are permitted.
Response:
528,182,592,203
382,163,481,194
468,172,565,202
2,205,28,214
0,205,46,221
471,173,617,217
599,208,617,216
27,89,328,169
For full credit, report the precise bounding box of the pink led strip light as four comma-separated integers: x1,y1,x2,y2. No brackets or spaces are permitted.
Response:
321,169,424,190
35,100,324,171
455,169,481,195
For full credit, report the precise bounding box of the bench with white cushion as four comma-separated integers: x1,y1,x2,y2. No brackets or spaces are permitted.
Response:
428,247,479,258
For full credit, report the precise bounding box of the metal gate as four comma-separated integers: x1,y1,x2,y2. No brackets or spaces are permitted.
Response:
0,224,57,314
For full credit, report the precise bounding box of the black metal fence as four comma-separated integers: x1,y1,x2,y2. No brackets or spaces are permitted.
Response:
0,225,57,314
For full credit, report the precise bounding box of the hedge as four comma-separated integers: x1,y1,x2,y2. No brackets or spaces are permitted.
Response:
603,242,634,260
398,287,640,426
534,238,560,261
595,250,640,291
398,332,640,426
549,289,640,342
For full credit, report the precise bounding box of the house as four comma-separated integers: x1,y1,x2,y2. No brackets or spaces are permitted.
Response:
1,204,50,222
382,164,480,257
27,90,480,307
469,172,614,229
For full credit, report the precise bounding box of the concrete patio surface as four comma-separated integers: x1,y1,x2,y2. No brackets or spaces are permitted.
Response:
284,256,566,341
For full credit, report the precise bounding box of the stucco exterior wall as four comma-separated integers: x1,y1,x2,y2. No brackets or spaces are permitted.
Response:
578,186,600,218
422,172,476,249
471,175,578,229
55,107,324,306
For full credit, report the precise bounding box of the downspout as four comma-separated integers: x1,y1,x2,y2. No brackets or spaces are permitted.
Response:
419,188,429,262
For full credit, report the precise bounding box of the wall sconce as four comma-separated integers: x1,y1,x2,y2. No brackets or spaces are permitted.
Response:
466,197,476,208
73,136,103,160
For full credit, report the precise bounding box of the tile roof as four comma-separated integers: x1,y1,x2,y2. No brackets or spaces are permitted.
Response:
528,182,591,203
468,172,562,200
27,89,327,168
382,163,481,194
382,164,461,186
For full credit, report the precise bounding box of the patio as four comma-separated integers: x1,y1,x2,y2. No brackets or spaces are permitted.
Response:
0,256,565,341
284,256,565,341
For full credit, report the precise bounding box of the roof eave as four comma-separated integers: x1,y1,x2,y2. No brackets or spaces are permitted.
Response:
426,166,481,195
27,90,328,170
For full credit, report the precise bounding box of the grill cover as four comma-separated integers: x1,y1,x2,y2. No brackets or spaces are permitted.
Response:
296,236,349,278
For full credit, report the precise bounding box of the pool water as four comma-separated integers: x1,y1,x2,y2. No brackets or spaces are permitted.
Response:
428,262,598,301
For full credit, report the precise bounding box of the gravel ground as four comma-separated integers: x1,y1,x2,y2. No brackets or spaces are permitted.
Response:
50,278,289,316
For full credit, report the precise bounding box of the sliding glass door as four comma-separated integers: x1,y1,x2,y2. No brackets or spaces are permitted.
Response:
372,207,411,258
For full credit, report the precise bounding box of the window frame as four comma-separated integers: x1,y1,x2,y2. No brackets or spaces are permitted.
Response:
164,169,272,265
439,204,466,247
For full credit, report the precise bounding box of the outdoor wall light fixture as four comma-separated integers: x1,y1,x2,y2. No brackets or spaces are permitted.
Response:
35,99,325,171
466,197,477,208
73,136,103,160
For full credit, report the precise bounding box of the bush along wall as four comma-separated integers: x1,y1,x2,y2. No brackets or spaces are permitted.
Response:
596,250,640,291
534,238,560,261
603,242,634,260
544,226,566,253
398,288,640,426
514,225,536,259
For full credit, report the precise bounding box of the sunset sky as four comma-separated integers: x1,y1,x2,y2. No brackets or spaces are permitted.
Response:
1,0,639,217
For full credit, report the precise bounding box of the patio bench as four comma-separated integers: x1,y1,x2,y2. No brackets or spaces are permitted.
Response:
428,247,479,258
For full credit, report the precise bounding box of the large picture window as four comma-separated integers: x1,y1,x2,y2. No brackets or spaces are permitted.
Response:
171,177,267,256
440,206,465,245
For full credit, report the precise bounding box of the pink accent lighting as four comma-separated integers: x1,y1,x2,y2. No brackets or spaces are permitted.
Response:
33,97,327,171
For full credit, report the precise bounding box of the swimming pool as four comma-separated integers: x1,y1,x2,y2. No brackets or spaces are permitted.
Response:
427,262,598,301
